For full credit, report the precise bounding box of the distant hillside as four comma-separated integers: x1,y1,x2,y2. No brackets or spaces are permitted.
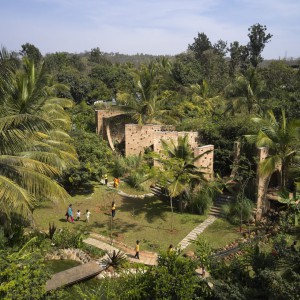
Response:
101,52,175,65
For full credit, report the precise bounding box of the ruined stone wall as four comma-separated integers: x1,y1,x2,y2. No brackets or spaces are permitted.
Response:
125,124,164,156
95,110,124,135
102,115,126,145
125,125,198,157
153,131,199,154
194,145,214,180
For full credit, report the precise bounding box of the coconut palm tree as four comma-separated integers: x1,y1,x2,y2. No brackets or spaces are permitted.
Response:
155,135,211,228
0,52,77,219
246,109,300,191
189,79,223,115
225,68,269,115
245,110,300,219
122,62,170,125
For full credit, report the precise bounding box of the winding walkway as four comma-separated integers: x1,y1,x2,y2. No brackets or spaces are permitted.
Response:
84,233,158,266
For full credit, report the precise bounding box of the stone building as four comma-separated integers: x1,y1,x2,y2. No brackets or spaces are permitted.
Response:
95,109,214,179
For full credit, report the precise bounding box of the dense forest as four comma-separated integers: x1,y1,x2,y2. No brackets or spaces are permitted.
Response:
1,23,300,299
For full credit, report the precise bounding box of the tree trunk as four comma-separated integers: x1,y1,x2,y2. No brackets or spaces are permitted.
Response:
170,196,174,232
178,198,183,213
230,141,241,179
256,175,271,221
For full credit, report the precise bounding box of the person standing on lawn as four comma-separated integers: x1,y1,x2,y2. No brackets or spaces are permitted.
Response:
111,201,116,219
67,204,74,223
167,244,174,254
113,177,120,188
134,240,140,259
76,210,81,221
85,209,91,222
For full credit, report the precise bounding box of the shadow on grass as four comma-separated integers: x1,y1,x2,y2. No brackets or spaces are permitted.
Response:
120,196,170,223
67,184,95,196
109,218,139,234
81,222,106,231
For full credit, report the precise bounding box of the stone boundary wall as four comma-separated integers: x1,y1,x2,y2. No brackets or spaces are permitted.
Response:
45,248,92,264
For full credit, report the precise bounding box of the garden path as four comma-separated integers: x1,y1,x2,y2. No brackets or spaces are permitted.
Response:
106,180,154,199
178,216,217,250
84,233,158,266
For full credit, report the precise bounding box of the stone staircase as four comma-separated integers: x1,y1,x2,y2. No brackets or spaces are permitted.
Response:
151,184,235,219
209,193,234,218
150,184,169,200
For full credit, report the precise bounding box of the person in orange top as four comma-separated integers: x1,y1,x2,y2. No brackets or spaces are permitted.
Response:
113,177,120,188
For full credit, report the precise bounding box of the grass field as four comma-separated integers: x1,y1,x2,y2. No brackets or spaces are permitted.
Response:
197,218,243,249
33,183,208,252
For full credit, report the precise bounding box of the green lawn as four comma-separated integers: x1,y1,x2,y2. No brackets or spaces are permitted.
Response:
33,183,207,252
185,218,243,253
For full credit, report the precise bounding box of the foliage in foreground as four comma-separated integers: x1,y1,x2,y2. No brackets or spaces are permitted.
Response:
74,252,210,300
0,250,65,300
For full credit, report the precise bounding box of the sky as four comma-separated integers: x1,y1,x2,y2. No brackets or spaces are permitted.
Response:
1,0,300,59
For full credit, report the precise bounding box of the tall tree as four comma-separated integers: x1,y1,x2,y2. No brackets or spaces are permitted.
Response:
228,41,249,77
20,43,42,65
213,39,228,57
188,32,212,61
247,24,273,68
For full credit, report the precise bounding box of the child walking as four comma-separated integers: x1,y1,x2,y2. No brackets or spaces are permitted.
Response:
85,209,91,222
134,240,140,259
76,210,81,221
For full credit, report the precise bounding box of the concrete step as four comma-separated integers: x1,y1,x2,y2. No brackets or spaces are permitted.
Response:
150,186,162,194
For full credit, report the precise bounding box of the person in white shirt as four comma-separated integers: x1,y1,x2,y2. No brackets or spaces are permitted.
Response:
76,210,81,221
85,209,91,222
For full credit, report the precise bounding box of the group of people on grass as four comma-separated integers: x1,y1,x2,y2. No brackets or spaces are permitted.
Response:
65,204,91,223
65,201,117,223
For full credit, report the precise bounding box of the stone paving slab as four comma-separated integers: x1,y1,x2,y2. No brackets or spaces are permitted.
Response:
178,216,216,250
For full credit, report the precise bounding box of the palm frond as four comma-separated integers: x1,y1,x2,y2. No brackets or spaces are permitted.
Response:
259,156,280,177
0,175,34,215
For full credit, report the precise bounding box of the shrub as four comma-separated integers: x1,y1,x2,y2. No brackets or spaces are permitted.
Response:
48,222,57,240
52,228,83,249
222,196,254,226
101,250,127,270
81,243,106,259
